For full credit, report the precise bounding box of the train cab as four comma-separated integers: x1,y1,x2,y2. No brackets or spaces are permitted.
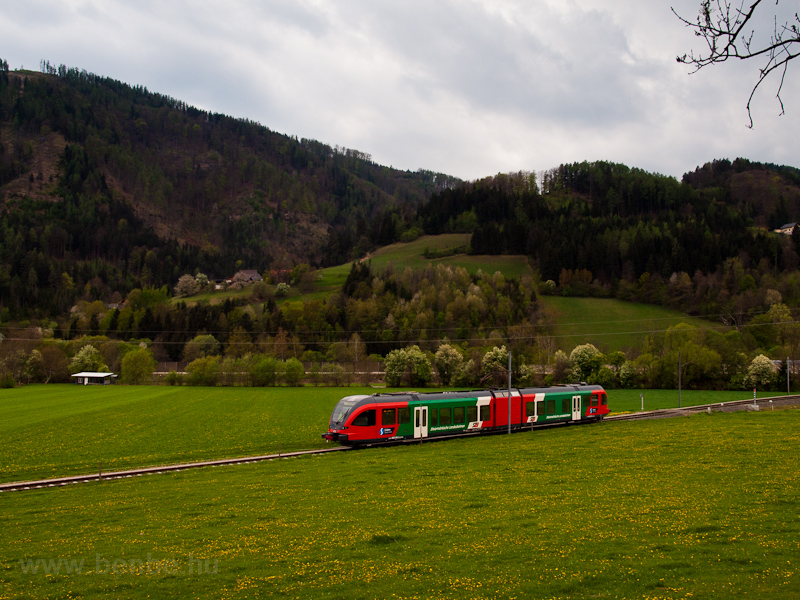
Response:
322,394,369,443
587,388,609,419
322,394,412,444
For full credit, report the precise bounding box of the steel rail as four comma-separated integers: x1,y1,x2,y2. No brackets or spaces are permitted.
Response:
604,394,800,422
0,445,353,493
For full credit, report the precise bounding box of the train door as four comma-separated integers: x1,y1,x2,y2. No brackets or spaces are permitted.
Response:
414,406,429,438
572,395,582,421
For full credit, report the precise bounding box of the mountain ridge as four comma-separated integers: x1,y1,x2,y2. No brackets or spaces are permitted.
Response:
2,60,800,321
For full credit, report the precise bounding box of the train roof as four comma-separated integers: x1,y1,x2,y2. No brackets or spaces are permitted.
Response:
343,384,605,407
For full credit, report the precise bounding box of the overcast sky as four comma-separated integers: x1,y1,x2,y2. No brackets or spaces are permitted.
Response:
2,0,799,181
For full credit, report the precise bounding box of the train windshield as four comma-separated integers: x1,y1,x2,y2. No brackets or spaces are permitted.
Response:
330,395,369,426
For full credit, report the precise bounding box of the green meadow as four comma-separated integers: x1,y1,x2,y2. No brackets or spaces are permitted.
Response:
1,409,797,599
0,386,780,484
0,385,353,483
540,296,720,353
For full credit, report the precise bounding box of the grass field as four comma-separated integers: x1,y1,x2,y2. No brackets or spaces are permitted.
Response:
541,296,723,352
0,385,357,484
0,385,783,485
1,408,797,599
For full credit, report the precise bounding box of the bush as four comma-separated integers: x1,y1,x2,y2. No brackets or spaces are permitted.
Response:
69,344,109,373
284,358,305,386
590,366,619,389
120,347,156,385
434,344,464,386
174,274,199,297
182,334,220,362
326,363,349,386
248,355,279,386
518,364,538,386
186,356,221,386
744,354,778,389
481,346,509,387
569,344,602,381
384,345,432,387
0,372,15,388
165,370,180,386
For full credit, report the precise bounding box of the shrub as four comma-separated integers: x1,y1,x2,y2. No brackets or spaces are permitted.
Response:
248,355,280,387
434,344,464,386
481,346,509,386
174,274,199,297
569,344,602,381
186,356,221,386
384,345,432,387
0,372,15,388
744,354,778,389
284,358,305,386
69,345,108,374
182,334,221,362
165,370,180,386
120,347,156,385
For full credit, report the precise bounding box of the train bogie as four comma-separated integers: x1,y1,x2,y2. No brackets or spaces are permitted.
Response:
323,385,609,445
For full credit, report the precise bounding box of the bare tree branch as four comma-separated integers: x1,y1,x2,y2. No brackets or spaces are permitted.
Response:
673,0,800,127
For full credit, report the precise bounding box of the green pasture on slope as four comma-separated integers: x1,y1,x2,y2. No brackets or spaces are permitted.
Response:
0,385,786,484
540,295,723,352
1,409,797,599
310,234,532,297
169,234,532,306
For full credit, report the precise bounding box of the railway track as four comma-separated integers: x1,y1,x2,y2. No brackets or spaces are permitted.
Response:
3,394,797,494
0,445,354,494
605,394,800,422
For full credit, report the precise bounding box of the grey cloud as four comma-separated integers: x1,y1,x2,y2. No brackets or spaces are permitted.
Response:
0,0,798,180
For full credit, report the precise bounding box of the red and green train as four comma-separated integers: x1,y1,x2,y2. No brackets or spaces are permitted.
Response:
322,384,609,445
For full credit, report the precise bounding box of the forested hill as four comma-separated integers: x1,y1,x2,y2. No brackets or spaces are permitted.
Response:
419,161,800,296
0,60,458,315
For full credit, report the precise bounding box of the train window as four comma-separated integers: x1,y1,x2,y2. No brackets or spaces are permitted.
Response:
454,406,465,425
440,407,451,426
430,409,438,427
352,409,375,427
546,399,556,415
398,407,411,424
466,406,477,422
382,408,396,425
562,398,570,414
525,402,535,418
590,397,598,407
480,405,490,421
536,401,544,417
601,395,607,406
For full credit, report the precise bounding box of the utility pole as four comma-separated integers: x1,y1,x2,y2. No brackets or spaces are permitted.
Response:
678,351,682,408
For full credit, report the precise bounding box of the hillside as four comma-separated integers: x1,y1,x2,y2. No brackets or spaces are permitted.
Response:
3,58,800,336
0,61,459,317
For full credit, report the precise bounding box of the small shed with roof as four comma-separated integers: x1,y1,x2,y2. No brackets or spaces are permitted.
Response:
71,372,118,385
